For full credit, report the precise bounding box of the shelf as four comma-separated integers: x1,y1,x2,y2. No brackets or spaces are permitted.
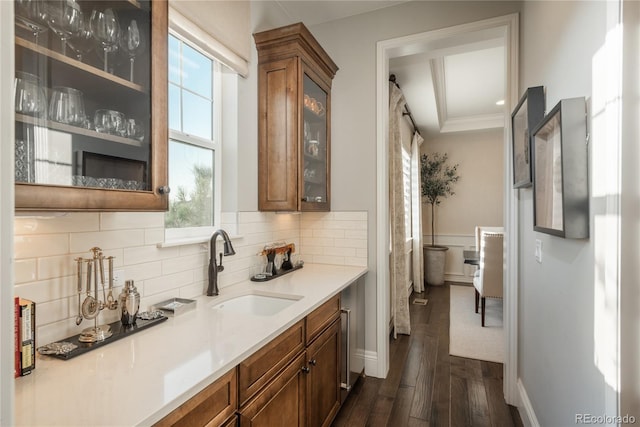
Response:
16,113,147,148
304,106,326,121
16,37,148,94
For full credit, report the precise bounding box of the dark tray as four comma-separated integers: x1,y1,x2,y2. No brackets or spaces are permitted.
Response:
41,315,168,360
250,264,303,282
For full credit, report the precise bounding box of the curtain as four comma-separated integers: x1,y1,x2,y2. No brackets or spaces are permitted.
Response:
411,131,425,292
389,83,410,337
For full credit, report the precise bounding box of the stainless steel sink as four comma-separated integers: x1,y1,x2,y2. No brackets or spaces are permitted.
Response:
211,292,302,316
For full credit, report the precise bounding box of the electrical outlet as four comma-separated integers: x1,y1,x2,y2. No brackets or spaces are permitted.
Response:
535,240,542,263
112,270,124,285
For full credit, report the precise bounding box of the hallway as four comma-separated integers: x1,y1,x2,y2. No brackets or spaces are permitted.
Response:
332,283,522,426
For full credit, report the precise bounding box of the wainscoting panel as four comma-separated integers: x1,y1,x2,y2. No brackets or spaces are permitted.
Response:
424,234,476,283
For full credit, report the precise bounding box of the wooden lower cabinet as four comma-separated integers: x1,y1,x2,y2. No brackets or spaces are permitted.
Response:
238,351,307,426
154,368,237,427
155,298,342,427
306,319,341,427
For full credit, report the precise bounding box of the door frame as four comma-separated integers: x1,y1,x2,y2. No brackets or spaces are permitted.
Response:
375,13,520,404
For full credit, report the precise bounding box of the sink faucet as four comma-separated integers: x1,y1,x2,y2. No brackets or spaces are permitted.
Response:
207,229,236,296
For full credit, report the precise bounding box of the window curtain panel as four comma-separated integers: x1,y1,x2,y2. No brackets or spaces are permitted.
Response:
389,82,410,337
411,131,425,292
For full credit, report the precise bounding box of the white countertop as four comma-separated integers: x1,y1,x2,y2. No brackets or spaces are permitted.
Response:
14,264,368,426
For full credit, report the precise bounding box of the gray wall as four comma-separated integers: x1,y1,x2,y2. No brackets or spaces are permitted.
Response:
519,1,618,424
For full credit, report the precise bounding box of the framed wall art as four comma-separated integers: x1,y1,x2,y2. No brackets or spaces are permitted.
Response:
531,97,589,239
511,86,545,188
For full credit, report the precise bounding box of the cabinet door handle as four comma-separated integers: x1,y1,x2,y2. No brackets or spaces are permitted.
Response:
301,366,310,374
309,359,317,366
157,186,171,195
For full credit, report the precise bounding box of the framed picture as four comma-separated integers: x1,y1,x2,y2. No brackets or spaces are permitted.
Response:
531,97,589,239
511,86,545,188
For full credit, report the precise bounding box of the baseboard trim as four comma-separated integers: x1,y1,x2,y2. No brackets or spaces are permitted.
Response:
517,378,540,427
364,350,380,377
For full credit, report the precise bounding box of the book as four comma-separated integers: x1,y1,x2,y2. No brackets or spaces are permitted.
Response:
18,298,36,376
14,297,19,378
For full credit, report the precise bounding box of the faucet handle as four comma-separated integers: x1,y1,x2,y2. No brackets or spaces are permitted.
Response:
217,253,225,272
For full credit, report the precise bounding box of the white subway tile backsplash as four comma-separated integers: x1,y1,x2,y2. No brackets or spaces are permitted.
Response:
15,234,69,259
70,229,145,253
100,212,164,230
14,210,367,344
123,245,180,265
15,213,99,234
144,271,193,296
37,254,76,280
145,228,165,245
15,259,37,284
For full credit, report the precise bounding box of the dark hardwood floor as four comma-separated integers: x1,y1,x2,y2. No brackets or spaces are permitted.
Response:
332,283,523,427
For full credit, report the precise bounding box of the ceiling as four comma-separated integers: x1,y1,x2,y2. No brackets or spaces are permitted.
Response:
276,0,506,138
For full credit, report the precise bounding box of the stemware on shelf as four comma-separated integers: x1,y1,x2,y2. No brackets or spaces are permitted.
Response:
94,109,126,136
120,19,144,82
15,71,47,117
66,14,95,62
48,86,86,126
15,0,48,44
44,0,83,56
89,8,120,73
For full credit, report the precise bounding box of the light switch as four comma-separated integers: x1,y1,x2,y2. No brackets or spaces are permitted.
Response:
535,239,542,263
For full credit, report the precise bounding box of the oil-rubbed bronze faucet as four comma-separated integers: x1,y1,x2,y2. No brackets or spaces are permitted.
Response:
207,229,236,296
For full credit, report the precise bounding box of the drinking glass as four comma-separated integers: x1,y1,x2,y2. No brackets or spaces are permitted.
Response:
120,19,144,82
125,118,144,141
89,8,120,73
15,0,48,44
66,15,95,61
44,0,83,56
14,71,46,117
94,109,126,136
48,86,86,126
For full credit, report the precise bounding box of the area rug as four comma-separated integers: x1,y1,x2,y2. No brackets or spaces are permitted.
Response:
449,285,504,363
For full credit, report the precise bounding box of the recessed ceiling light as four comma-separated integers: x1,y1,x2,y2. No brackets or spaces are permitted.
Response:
496,99,505,106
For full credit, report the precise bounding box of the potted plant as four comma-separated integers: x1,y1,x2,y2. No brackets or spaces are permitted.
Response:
421,152,460,286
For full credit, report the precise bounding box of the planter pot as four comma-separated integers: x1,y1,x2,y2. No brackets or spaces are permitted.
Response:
423,245,449,286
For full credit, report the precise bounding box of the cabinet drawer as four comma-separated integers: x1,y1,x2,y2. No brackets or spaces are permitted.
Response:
306,295,340,344
154,367,237,427
239,320,305,406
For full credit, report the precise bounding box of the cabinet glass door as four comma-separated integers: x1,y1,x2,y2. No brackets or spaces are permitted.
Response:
14,0,153,193
301,73,328,207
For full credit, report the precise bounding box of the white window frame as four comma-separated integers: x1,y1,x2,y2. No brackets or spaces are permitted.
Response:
164,29,222,243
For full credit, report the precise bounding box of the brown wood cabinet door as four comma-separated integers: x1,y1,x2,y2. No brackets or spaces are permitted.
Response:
306,319,341,427
258,57,299,211
14,0,168,211
154,368,237,427
239,351,307,427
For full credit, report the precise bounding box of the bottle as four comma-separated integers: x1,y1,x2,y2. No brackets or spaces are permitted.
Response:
119,280,140,326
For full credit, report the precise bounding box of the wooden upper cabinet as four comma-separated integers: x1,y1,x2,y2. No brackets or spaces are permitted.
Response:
254,22,338,212
14,0,168,211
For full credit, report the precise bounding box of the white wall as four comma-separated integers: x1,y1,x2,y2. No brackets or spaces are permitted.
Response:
518,1,623,424
422,129,504,238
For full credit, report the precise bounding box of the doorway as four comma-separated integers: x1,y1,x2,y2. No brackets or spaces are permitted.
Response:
375,13,519,405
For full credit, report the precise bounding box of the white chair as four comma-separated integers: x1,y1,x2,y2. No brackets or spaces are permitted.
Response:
473,231,504,327
475,226,504,251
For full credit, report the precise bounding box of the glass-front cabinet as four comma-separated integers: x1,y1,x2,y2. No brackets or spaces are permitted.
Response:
254,23,338,212
14,0,168,211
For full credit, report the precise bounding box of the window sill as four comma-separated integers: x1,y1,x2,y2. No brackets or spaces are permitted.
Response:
157,234,243,248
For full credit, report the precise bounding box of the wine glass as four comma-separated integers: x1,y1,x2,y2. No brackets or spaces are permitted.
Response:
48,87,86,126
89,8,120,73
14,0,48,44
119,19,144,82
44,0,83,56
66,15,95,61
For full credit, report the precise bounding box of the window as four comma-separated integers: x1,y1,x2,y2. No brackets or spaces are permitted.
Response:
165,33,221,241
